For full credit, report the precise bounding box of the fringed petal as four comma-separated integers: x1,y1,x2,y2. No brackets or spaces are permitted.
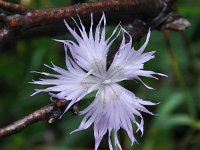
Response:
108,29,167,88
72,84,156,149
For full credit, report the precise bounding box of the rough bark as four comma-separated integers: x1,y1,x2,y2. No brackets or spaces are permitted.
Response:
0,0,190,46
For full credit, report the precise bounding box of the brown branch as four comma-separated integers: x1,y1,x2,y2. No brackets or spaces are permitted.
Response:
0,100,78,138
0,1,29,14
4,0,161,28
0,0,190,47
0,104,53,138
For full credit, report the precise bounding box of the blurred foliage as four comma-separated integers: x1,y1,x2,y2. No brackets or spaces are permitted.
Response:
0,0,200,150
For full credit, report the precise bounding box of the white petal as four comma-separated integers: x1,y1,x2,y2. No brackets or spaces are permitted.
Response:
73,83,156,149
31,61,100,115
63,14,112,75
138,28,151,53
108,29,167,87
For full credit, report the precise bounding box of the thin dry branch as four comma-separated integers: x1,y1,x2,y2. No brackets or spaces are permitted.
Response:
0,0,190,46
0,104,53,138
0,1,29,14
0,100,78,138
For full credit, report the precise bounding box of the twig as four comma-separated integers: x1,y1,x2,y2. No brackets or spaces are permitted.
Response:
0,104,53,138
0,1,29,14
0,0,190,46
0,100,78,138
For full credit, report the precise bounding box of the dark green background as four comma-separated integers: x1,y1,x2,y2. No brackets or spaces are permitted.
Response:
0,0,200,150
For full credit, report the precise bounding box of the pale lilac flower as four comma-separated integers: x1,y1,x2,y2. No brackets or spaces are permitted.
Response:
31,14,166,150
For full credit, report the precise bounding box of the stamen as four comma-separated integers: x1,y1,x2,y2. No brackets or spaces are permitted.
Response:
103,79,111,84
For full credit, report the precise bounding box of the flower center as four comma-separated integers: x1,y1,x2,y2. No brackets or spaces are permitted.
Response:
103,79,111,84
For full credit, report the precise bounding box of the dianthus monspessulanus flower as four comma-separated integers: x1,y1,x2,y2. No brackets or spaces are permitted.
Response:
31,14,166,150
